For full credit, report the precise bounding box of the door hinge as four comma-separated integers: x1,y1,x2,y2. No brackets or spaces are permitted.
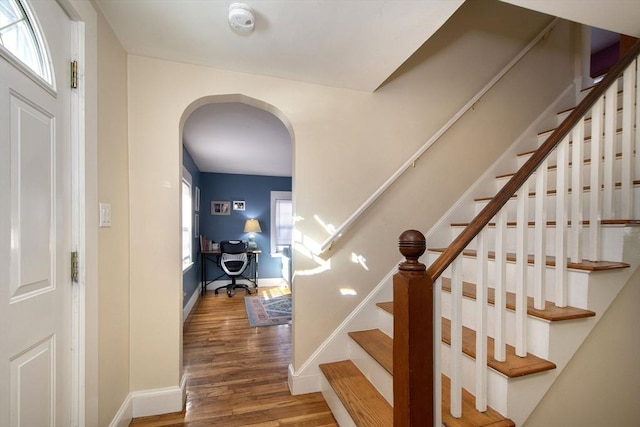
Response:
71,251,79,282
70,61,78,89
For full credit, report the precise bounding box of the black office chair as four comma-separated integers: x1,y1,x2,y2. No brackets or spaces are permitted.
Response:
214,240,252,297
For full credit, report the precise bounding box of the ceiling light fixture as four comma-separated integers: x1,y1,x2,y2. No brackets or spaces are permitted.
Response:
228,3,255,33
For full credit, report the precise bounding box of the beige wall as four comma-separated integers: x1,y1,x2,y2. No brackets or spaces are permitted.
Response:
96,7,130,426
126,0,575,390
524,267,640,426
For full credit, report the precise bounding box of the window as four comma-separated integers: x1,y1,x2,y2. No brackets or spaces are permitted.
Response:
270,191,292,255
0,0,53,85
182,168,193,271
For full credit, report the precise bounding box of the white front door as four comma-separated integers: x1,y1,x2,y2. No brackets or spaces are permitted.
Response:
0,0,74,425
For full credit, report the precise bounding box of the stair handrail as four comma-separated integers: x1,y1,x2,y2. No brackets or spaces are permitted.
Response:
319,18,559,253
426,40,640,281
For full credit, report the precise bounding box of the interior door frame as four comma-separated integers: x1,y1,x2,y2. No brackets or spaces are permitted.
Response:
50,0,87,424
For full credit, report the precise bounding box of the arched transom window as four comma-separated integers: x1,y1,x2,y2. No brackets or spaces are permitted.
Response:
0,0,53,85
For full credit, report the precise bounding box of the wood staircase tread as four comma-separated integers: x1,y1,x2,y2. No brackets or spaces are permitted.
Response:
474,180,640,202
428,248,630,271
319,360,514,427
348,329,393,375
498,152,627,179
440,318,556,378
440,277,596,322
319,360,392,426
450,219,640,228
441,375,515,427
536,122,622,138
376,301,393,315
350,320,554,378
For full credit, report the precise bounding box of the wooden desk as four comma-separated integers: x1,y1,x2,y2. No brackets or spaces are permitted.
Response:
200,249,261,295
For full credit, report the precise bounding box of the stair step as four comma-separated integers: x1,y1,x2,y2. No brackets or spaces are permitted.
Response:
500,152,626,180
376,301,393,315
441,375,515,427
441,318,556,378
366,307,556,378
450,219,640,228
319,360,393,426
474,180,640,202
348,329,393,374
428,248,630,272
440,277,595,322
321,359,515,427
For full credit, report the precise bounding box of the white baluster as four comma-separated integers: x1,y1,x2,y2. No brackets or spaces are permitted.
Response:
603,84,617,218
515,185,529,357
589,97,604,262
570,119,585,262
450,256,463,418
534,160,548,310
494,210,507,361
434,276,442,426
475,231,488,412
555,136,570,307
621,61,636,219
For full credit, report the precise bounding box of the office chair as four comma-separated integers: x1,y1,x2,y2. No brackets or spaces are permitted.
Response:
214,240,252,297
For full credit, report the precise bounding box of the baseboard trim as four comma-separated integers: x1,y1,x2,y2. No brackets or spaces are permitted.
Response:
109,375,187,424
131,375,187,418
288,363,322,395
108,393,133,427
183,287,200,323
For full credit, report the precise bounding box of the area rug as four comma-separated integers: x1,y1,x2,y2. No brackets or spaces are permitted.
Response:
244,287,292,327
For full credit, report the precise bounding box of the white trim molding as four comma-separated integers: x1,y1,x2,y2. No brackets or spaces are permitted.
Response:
109,376,187,426
183,287,200,324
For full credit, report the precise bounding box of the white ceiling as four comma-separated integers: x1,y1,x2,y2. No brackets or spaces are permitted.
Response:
183,102,292,176
94,0,466,177
95,0,640,177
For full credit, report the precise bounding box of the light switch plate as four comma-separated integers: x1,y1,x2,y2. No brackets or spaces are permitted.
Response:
99,203,112,227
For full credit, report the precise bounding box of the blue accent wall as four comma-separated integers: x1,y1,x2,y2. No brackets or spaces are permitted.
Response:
182,147,201,306
200,172,292,281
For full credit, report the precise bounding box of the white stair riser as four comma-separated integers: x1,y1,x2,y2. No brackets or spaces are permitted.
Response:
320,376,357,427
498,154,630,194
557,91,623,123
377,307,393,339
348,339,394,405
440,342,509,415
473,187,640,220
449,222,627,261
427,251,591,308
440,292,552,359
520,131,623,169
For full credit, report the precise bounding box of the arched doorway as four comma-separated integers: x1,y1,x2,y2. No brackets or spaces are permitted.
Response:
179,94,294,320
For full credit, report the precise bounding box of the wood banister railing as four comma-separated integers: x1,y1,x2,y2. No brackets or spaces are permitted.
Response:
426,40,640,282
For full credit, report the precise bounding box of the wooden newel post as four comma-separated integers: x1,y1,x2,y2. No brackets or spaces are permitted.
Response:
393,230,434,427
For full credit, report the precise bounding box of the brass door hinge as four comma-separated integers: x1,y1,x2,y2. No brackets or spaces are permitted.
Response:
70,61,78,89
71,251,79,282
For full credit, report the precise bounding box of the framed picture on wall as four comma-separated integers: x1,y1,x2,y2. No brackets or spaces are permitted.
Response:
194,186,200,212
194,213,199,237
233,200,245,211
212,201,231,215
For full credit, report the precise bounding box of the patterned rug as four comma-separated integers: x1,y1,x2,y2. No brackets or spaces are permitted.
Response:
244,287,292,327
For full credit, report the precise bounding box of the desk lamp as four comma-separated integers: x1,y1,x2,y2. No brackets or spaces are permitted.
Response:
243,219,261,249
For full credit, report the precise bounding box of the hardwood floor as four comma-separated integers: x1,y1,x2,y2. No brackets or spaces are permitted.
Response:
130,288,337,426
